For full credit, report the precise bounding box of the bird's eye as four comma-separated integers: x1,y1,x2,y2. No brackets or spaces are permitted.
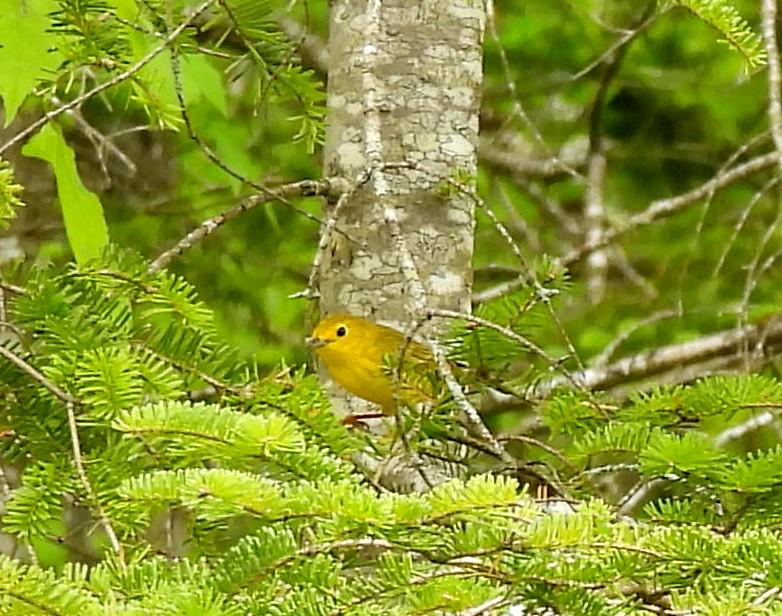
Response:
336,325,347,337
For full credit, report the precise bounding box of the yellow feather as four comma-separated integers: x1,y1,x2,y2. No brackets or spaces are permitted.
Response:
307,314,434,414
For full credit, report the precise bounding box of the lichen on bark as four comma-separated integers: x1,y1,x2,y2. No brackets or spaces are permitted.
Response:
319,0,485,332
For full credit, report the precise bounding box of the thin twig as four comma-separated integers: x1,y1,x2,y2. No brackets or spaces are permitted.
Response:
762,0,782,176
717,177,777,279
0,0,218,157
456,596,510,616
0,345,76,403
46,93,137,176
593,309,679,367
561,152,779,267
738,197,782,361
428,307,598,404
0,281,26,296
64,400,125,562
571,10,657,81
148,178,339,274
468,186,587,374
280,18,329,74
293,183,359,301
485,0,583,181
431,341,514,465
428,308,553,363
161,30,333,257
496,182,541,252
501,434,579,473
513,176,580,235
714,410,778,448
616,476,672,517
609,245,658,299
112,13,233,60
0,345,124,562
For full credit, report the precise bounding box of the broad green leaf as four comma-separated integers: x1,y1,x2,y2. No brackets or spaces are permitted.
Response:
180,54,228,116
22,124,109,264
0,0,62,126
136,43,227,114
107,0,139,21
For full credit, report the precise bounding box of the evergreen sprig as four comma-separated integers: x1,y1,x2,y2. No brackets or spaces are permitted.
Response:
207,0,326,152
667,0,767,69
50,0,131,71
0,158,24,229
3,251,782,612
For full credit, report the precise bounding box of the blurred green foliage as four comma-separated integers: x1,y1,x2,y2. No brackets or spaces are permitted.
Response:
3,1,782,611
0,0,777,380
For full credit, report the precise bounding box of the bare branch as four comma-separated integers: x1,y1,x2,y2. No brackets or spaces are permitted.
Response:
431,341,514,465
714,410,779,448
715,176,779,277
484,0,583,181
279,18,328,74
477,151,779,303
479,139,587,180
617,477,673,518
544,317,782,394
482,316,782,408
352,451,454,493
563,152,779,267
46,93,137,177
593,309,679,367
456,596,510,616
585,146,608,304
148,178,340,274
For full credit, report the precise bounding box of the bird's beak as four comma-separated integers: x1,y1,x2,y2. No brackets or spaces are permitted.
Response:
306,336,325,349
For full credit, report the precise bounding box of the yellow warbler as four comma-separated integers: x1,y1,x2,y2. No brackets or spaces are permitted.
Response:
306,314,434,414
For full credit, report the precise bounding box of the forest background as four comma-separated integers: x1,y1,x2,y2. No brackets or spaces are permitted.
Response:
2,0,782,614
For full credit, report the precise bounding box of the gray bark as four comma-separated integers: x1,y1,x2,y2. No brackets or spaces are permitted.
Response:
319,0,485,330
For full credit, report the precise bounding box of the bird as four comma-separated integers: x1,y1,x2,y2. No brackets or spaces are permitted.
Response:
306,313,434,415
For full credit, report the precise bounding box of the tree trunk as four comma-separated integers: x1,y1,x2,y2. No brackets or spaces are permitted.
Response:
319,0,484,332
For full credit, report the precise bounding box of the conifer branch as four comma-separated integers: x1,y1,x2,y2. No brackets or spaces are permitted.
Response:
0,0,218,157
64,400,124,563
0,345,75,404
0,344,124,561
669,0,767,69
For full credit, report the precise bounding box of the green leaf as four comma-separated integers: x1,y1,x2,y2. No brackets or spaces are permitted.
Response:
180,54,228,116
0,0,62,126
22,123,109,264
